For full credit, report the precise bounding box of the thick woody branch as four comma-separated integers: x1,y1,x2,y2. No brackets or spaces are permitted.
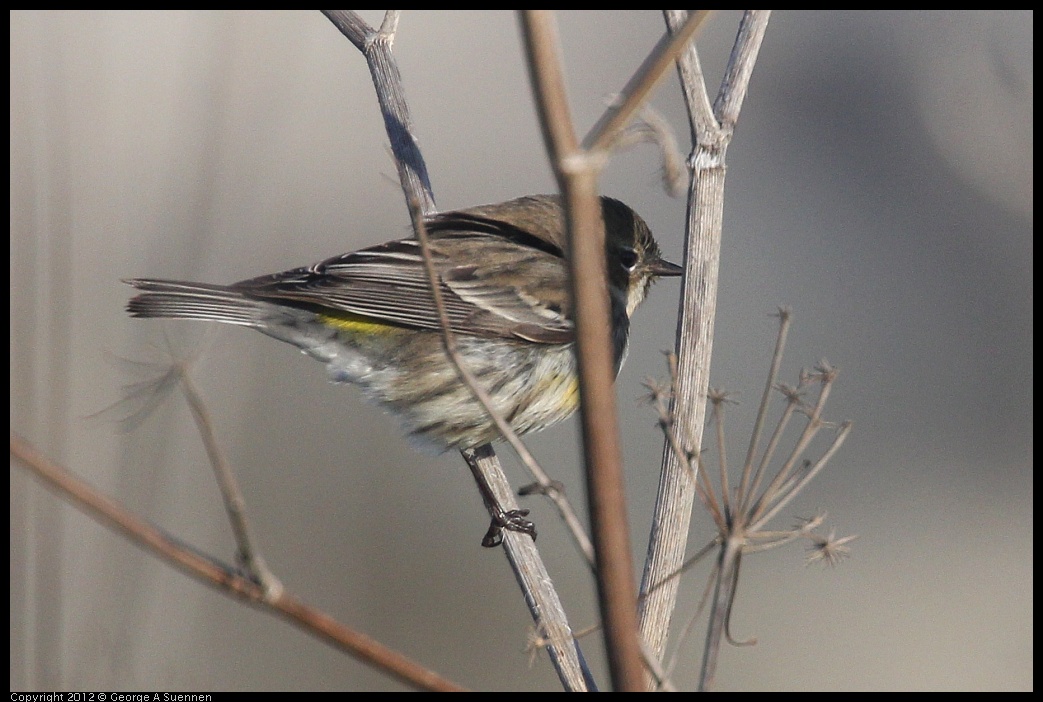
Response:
638,10,771,676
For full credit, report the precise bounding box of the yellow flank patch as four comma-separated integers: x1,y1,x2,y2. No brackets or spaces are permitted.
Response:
564,377,579,410
317,313,401,336
535,370,579,412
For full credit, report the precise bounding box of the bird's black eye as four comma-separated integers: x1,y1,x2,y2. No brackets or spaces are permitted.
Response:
619,247,639,272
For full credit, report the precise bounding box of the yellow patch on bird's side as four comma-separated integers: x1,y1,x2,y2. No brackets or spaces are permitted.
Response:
317,313,402,336
533,368,579,415
562,375,579,409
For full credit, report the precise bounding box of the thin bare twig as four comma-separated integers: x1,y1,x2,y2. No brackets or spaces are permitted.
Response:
709,390,735,520
520,10,644,690
736,308,792,512
606,105,687,196
747,363,839,528
404,191,594,564
646,314,852,690
521,7,717,689
323,11,588,690
10,434,465,692
178,367,282,598
582,11,712,154
322,10,435,213
751,419,853,532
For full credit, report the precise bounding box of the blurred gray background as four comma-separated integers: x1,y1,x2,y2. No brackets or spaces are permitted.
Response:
10,10,1031,691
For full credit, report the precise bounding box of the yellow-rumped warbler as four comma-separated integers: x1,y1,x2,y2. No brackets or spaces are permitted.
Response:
126,195,681,451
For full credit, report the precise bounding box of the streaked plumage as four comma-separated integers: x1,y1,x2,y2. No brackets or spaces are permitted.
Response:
126,195,680,450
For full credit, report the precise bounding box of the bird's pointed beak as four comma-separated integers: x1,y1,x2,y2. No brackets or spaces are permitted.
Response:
650,258,683,277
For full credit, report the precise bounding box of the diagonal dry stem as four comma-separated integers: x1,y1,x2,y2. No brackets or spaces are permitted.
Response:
582,11,712,154
177,366,282,598
736,308,792,512
747,365,839,527
329,11,589,689
750,420,852,533
10,433,465,692
404,191,594,564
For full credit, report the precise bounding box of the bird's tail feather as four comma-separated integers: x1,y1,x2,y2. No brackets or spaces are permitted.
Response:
125,279,266,327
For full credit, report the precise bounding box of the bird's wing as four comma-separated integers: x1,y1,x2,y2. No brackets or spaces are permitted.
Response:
232,235,574,343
